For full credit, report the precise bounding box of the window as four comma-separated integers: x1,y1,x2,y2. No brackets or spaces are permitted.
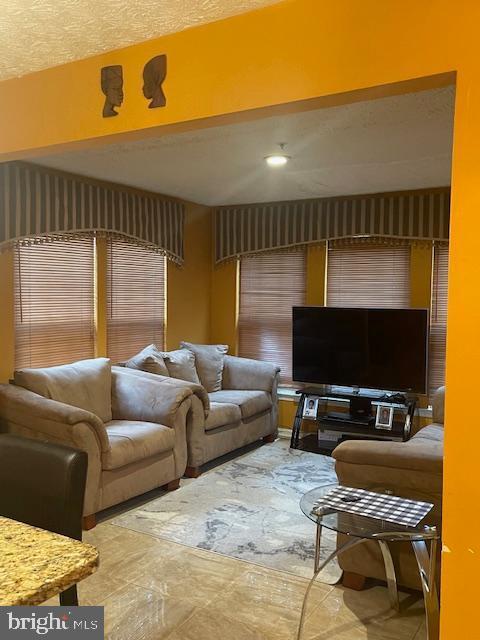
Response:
429,244,449,393
238,250,306,385
327,242,410,308
107,238,166,363
15,236,95,369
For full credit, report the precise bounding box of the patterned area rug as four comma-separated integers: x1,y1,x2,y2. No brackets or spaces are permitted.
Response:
111,438,341,582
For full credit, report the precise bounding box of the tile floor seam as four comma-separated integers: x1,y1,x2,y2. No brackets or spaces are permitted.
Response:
410,617,425,640
302,584,335,621
103,526,333,589
95,579,139,607
125,571,240,606
159,591,241,640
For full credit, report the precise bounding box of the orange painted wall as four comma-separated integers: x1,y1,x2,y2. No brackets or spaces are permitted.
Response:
1,1,480,635
0,1,456,162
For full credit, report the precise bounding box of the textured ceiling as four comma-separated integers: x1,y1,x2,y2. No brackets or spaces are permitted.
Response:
35,87,455,206
0,0,282,81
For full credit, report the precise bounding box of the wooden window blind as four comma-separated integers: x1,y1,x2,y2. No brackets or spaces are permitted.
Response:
429,244,449,394
238,250,307,385
327,243,411,309
14,236,95,369
107,238,166,363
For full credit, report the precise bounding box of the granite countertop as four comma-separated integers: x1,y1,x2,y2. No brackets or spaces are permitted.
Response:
0,516,99,605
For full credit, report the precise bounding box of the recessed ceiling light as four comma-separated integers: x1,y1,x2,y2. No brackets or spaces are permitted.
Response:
265,154,290,167
265,142,291,167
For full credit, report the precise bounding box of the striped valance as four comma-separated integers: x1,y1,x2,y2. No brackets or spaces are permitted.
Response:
0,162,185,264
214,187,450,264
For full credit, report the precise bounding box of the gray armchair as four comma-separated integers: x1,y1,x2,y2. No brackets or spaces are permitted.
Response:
0,361,193,528
332,387,445,590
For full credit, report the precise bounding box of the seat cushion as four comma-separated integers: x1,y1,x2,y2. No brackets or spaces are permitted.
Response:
205,402,242,432
180,342,228,392
14,357,112,422
208,390,272,420
103,420,175,470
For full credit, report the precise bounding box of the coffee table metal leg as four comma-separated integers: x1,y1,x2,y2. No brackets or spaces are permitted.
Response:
411,538,439,640
314,523,322,572
297,536,366,640
378,541,400,612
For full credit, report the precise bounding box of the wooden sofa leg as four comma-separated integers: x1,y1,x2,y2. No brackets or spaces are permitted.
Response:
342,571,367,591
82,514,96,531
184,466,202,478
263,434,276,444
165,478,180,491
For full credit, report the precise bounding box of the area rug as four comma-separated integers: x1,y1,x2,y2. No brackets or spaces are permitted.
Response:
111,438,341,582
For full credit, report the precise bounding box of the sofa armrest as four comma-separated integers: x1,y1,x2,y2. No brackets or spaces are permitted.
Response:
333,439,443,525
0,383,110,453
112,365,210,417
112,369,193,427
222,355,280,393
333,438,443,475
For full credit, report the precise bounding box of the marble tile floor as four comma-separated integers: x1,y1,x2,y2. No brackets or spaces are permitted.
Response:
44,521,427,640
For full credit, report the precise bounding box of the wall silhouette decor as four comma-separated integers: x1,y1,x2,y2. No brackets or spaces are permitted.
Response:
100,65,124,117
142,55,167,108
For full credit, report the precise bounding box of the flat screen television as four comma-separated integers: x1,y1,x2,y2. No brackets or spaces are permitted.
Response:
292,307,429,394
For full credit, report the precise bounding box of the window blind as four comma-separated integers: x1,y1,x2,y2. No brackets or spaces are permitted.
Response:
238,250,307,385
107,238,166,363
429,244,449,394
327,242,410,308
14,236,95,369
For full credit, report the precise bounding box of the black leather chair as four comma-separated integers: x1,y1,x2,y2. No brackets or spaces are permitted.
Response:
0,434,88,605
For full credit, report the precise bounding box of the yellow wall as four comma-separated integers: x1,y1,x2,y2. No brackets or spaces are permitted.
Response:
411,243,433,309
94,237,108,357
2,0,480,634
210,260,239,354
278,398,298,431
306,244,327,306
167,202,212,349
0,250,14,383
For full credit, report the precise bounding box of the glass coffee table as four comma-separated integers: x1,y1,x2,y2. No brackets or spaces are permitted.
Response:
297,483,439,640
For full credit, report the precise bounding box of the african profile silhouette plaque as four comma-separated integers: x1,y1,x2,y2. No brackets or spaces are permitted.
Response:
100,65,124,117
142,55,167,108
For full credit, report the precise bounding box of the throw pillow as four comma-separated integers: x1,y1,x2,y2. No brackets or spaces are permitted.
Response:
162,349,200,384
180,342,229,392
14,357,112,422
124,344,169,377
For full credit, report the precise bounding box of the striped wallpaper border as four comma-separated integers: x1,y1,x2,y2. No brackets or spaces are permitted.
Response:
0,162,185,264
214,188,450,264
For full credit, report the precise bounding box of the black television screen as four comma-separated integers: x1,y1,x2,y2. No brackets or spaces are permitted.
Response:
292,307,429,394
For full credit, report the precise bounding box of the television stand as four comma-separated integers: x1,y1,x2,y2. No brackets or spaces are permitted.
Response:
290,387,416,455
325,411,374,426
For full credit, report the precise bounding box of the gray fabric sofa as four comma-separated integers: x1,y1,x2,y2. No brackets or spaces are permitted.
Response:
115,354,280,476
0,359,193,527
332,386,444,590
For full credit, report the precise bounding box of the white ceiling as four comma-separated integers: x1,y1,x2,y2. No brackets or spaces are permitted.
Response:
34,86,454,206
0,0,282,81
